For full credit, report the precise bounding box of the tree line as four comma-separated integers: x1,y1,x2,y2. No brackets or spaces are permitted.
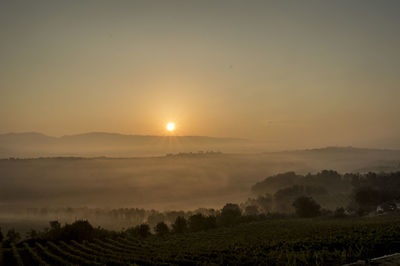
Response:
3,170,400,245
249,170,400,215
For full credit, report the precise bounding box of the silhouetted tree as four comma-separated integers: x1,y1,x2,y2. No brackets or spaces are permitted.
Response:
334,207,346,218
147,212,165,227
189,214,204,232
154,222,169,236
292,196,321,218
353,187,386,210
138,224,151,237
204,215,217,230
244,205,259,216
317,170,341,183
188,214,216,232
60,220,94,241
242,194,273,214
165,211,185,224
26,229,38,240
172,216,188,233
219,203,242,226
7,229,21,243
257,194,273,213
126,223,151,237
47,220,62,240
49,220,61,230
252,172,301,195
274,185,327,213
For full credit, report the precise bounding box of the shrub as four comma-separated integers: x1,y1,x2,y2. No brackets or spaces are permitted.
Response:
292,196,321,218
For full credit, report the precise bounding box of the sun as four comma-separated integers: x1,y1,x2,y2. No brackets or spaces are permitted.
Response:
166,122,175,132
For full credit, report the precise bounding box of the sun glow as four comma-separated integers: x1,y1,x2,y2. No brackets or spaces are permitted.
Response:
166,122,175,132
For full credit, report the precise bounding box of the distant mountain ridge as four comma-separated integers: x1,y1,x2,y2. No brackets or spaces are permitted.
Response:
0,132,246,144
265,146,400,155
0,132,252,158
60,131,245,141
1,132,399,158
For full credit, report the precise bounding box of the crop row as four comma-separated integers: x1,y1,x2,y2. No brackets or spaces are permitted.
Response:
1,216,400,265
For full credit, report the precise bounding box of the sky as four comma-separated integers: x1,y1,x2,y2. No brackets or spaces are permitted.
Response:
1,0,400,149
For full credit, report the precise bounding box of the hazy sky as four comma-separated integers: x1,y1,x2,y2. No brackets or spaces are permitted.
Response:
1,0,399,149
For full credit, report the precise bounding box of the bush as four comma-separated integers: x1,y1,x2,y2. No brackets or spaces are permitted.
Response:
60,220,94,241
172,216,188,233
6,229,21,243
188,214,216,232
126,224,151,238
219,203,242,226
334,207,346,218
138,224,151,237
155,222,169,236
292,196,321,218
244,205,259,216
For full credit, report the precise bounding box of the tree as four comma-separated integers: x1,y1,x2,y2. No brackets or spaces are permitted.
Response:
60,220,94,241
165,210,185,224
257,194,273,213
292,196,321,218
219,203,242,226
147,212,165,227
188,214,216,232
47,220,62,240
317,170,341,183
49,220,61,230
126,224,151,238
334,207,346,218
26,229,39,240
188,214,206,232
353,187,385,211
154,222,169,236
172,216,187,233
0,227,3,242
204,215,217,230
7,229,21,243
138,224,151,238
251,172,301,195
244,205,259,216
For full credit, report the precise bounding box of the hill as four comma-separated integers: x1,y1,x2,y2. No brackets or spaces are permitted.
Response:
0,132,254,158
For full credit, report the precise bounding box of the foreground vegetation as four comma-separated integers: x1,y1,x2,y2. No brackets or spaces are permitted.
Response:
2,215,400,265
2,170,400,264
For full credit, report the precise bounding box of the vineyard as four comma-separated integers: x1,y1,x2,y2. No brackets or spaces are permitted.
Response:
2,216,400,265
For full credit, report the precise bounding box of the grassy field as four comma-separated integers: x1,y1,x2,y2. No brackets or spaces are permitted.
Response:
2,215,400,265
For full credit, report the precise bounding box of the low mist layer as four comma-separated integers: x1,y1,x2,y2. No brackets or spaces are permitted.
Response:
0,132,261,158
0,146,399,234
1,147,399,211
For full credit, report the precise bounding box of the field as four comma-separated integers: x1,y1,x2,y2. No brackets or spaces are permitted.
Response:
2,215,400,265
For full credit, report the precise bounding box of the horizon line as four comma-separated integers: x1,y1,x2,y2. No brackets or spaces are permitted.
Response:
0,131,250,141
